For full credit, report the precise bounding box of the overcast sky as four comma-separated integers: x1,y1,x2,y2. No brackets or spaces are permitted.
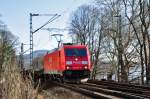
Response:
0,0,92,53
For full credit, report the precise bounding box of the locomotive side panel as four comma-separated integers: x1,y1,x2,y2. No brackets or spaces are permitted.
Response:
59,47,66,71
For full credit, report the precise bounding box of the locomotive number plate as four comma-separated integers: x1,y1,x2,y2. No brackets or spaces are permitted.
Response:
73,61,81,64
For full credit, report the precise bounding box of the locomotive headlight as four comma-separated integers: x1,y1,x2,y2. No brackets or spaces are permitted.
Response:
66,61,72,65
66,66,70,69
84,66,88,69
82,61,88,64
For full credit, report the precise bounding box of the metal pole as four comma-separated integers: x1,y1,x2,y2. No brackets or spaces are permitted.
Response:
118,15,122,82
30,13,33,69
20,43,24,69
29,13,60,70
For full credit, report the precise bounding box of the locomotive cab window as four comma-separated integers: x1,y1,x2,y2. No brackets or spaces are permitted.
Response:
65,48,87,56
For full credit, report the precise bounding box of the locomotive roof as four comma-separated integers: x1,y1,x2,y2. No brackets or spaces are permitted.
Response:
47,45,87,54
63,45,87,48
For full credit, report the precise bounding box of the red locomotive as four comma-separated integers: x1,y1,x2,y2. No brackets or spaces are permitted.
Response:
43,44,92,82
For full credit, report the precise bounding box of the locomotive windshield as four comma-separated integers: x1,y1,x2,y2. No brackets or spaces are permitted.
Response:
65,48,87,56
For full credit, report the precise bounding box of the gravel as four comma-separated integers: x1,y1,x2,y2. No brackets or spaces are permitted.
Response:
40,86,91,99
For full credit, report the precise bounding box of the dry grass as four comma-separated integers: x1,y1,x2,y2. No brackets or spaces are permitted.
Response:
0,59,38,99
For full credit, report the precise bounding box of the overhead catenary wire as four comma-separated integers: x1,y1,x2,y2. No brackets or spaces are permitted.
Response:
30,13,61,67
33,14,61,34
36,0,77,49
32,0,78,51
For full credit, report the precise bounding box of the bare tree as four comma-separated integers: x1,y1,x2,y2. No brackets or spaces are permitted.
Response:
95,0,141,82
123,0,150,85
123,0,144,84
70,5,104,79
139,0,150,85
69,0,150,84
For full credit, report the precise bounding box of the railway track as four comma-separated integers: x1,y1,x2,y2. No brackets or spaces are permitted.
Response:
88,80,150,90
40,79,150,99
53,81,149,99
55,82,120,99
81,83,149,99
87,80,150,97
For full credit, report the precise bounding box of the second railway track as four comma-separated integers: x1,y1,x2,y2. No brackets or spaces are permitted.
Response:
88,80,150,97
